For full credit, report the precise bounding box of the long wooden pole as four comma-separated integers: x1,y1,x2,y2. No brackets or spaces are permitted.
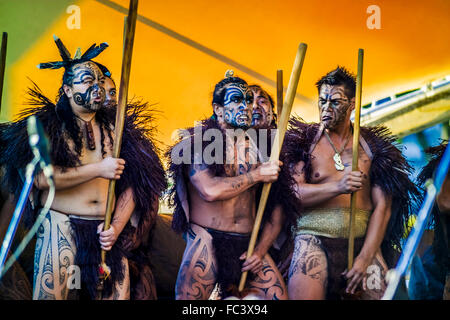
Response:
0,32,8,114
100,0,138,275
348,48,364,270
238,43,308,292
276,70,283,124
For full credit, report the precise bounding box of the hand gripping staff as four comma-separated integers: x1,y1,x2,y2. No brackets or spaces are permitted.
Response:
238,43,308,292
97,0,138,296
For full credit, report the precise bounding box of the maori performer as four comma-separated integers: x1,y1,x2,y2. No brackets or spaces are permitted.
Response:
93,63,164,300
167,73,288,300
248,84,296,278
281,67,419,299
0,37,166,300
409,141,449,299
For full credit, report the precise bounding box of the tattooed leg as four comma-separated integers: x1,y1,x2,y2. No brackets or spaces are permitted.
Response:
175,224,218,300
105,257,130,300
129,260,157,300
360,249,388,300
246,254,288,300
0,260,32,300
287,234,328,300
33,211,76,300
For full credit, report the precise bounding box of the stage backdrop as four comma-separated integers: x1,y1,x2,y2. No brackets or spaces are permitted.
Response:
0,0,449,151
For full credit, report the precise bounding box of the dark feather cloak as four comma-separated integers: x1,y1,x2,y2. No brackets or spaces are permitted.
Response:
0,85,167,298
279,116,421,268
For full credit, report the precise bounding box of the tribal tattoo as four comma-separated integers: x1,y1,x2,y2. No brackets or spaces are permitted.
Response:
318,85,353,130
223,83,253,129
247,258,287,300
288,235,328,287
175,230,217,299
69,61,106,111
33,212,76,300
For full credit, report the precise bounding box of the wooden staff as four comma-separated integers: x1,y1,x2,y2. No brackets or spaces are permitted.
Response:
0,32,8,114
99,0,138,279
239,43,308,292
276,70,283,123
348,48,364,270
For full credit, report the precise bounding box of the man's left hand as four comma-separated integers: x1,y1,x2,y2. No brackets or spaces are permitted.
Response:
97,223,119,251
240,251,264,275
342,255,372,294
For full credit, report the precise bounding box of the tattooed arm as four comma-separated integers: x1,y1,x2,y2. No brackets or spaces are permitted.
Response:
188,161,281,202
98,187,135,251
344,185,391,293
34,157,125,190
292,160,363,207
241,205,285,274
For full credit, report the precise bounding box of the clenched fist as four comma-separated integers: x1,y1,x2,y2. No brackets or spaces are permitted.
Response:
98,157,125,180
256,160,283,183
337,170,364,194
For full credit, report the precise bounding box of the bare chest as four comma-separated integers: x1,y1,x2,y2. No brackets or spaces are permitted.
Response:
310,137,372,183
68,122,114,165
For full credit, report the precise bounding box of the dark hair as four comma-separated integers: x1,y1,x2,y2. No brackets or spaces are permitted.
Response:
212,76,248,106
315,66,356,99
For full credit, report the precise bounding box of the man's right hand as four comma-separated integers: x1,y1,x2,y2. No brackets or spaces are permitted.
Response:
337,170,363,194
98,157,125,180
256,160,282,183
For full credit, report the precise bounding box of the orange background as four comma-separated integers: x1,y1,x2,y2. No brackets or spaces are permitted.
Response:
1,0,449,152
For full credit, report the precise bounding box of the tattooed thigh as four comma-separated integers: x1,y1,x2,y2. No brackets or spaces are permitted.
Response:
288,234,328,287
107,257,130,300
33,212,76,300
175,226,218,300
247,254,288,300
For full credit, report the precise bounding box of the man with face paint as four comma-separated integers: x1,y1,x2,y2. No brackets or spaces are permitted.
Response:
167,73,288,300
249,84,276,129
278,67,419,299
93,62,117,108
0,37,166,300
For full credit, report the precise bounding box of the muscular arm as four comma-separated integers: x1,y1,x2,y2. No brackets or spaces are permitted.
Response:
254,205,285,258
241,205,285,274
99,187,135,251
188,162,279,202
344,185,392,293
35,163,100,190
34,157,125,191
358,185,392,261
292,161,363,208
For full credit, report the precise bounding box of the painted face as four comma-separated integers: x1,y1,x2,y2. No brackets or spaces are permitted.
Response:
68,61,106,111
318,84,353,129
251,87,274,129
222,83,253,129
103,77,117,108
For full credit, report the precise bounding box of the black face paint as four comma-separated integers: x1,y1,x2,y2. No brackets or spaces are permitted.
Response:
69,61,106,111
72,83,105,111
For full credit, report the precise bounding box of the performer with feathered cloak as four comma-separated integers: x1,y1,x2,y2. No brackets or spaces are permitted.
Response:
0,37,166,299
279,67,420,300
166,73,288,299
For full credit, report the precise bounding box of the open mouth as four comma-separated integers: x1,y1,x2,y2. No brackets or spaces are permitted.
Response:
252,113,262,120
322,116,332,121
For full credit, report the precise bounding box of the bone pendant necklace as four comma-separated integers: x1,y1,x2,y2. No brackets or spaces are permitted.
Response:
324,130,351,171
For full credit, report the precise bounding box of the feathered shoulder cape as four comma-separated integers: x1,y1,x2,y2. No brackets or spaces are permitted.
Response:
280,116,421,262
0,85,167,241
